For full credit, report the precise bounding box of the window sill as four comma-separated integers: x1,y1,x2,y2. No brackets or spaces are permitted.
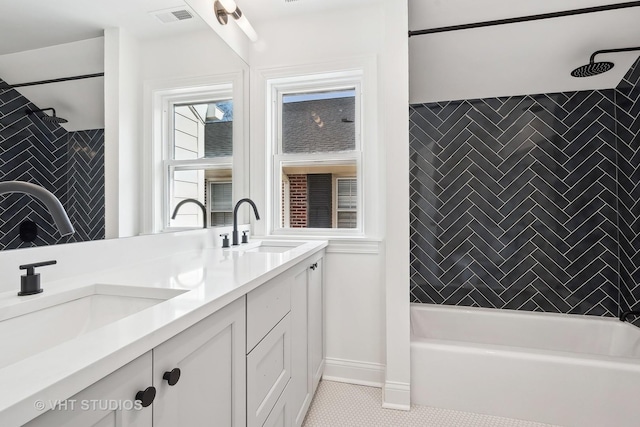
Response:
259,234,381,254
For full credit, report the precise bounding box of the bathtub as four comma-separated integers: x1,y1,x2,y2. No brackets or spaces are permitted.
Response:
410,303,640,427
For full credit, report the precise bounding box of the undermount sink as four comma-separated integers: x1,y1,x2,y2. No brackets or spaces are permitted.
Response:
232,240,304,253
0,284,186,370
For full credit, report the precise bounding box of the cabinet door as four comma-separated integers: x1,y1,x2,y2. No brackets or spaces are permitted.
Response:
247,314,291,427
153,297,246,427
308,258,324,394
290,266,310,427
24,352,153,427
263,384,292,427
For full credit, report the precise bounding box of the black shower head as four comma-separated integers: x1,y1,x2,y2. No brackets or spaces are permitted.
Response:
26,108,68,124
571,61,614,77
571,46,640,78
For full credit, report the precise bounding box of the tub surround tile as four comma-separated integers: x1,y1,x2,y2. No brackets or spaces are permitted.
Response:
409,60,640,316
618,56,640,317
67,129,105,243
0,79,104,249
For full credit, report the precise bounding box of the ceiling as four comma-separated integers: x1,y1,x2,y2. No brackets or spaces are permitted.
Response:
0,0,210,131
409,0,640,103
238,0,380,25
3,0,638,126
0,0,208,55
0,0,379,131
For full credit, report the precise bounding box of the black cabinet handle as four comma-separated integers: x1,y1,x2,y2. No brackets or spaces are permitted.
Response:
163,368,181,386
310,262,318,270
135,386,156,408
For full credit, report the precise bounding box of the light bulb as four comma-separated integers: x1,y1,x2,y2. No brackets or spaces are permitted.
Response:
218,0,237,13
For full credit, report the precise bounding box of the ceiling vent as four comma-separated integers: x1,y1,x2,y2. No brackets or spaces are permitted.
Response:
151,6,195,24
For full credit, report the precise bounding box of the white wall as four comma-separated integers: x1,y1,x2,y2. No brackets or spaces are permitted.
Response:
104,28,248,237
104,28,141,239
409,0,640,103
248,1,411,407
137,29,249,234
0,37,104,132
381,0,410,409
138,30,247,82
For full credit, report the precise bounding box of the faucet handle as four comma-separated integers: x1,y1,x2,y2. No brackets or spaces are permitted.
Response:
241,230,249,244
220,233,230,248
19,260,57,275
18,260,56,296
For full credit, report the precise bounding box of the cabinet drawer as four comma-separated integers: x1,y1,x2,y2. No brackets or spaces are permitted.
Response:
247,314,291,427
247,276,292,352
263,382,292,427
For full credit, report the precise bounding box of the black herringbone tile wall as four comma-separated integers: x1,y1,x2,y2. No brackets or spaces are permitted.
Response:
410,90,620,316
617,57,640,315
0,80,104,249
68,130,105,242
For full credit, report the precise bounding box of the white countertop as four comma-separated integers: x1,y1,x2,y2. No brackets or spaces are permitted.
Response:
0,239,327,426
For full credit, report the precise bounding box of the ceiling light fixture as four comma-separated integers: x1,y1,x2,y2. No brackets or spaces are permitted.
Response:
214,0,258,42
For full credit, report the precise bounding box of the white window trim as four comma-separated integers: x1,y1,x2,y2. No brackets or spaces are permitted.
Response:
143,72,247,234
251,56,379,240
267,70,366,237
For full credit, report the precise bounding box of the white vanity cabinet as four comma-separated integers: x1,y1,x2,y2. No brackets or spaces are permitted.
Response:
18,249,325,427
308,257,324,395
24,298,246,427
289,256,324,427
25,352,154,427
153,297,246,427
246,252,325,427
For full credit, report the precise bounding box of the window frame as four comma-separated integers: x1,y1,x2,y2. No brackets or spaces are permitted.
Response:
268,72,365,236
164,89,233,230
144,72,247,235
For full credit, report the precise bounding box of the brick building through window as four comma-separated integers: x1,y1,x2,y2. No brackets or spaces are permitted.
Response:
279,90,357,229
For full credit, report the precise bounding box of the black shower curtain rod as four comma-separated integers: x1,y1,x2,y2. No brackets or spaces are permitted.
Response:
408,1,640,37
0,73,104,90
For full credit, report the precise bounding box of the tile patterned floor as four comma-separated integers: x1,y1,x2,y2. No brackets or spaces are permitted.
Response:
302,381,561,427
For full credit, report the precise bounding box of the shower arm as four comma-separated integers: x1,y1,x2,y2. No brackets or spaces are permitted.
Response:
590,46,640,64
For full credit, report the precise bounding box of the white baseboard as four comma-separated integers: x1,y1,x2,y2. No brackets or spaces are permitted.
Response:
322,357,385,387
382,381,411,410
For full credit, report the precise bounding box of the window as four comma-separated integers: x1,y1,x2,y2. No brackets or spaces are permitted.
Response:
159,84,234,230
146,74,247,235
269,73,363,235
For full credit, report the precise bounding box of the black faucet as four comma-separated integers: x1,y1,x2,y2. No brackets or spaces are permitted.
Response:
620,310,640,322
171,198,207,228
232,198,260,245
18,260,56,296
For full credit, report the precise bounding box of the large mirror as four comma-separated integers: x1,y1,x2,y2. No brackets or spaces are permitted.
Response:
0,0,248,250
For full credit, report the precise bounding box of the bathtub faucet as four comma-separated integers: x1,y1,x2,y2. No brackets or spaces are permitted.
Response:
619,310,640,322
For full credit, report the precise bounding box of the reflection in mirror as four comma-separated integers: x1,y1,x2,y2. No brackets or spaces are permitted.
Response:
169,99,234,229
156,79,243,233
0,1,248,249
